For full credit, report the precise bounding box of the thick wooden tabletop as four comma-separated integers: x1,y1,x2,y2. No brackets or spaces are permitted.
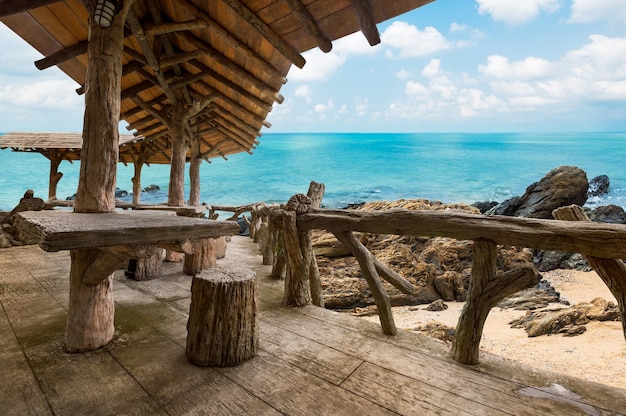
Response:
16,210,240,252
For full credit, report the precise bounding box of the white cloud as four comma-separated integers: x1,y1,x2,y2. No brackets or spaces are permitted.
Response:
381,21,452,58
0,79,82,110
569,0,626,24
476,0,560,25
294,84,312,103
478,55,554,80
395,69,412,79
354,98,369,116
288,31,378,82
314,99,334,113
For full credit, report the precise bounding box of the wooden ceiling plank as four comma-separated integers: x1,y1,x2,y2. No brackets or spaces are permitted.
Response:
282,0,332,52
188,59,273,112
180,31,284,105
177,0,287,83
351,0,380,46
0,0,62,18
214,107,262,138
220,0,306,68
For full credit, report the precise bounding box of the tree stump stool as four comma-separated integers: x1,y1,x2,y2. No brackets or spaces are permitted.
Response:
186,267,258,366
125,248,164,281
183,238,217,275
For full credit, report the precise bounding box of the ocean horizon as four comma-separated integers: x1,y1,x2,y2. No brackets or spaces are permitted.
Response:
1,131,625,212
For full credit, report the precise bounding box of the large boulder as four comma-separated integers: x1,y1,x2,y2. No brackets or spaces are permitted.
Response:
486,166,588,219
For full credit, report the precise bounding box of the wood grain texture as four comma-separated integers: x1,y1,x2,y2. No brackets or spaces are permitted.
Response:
15,210,239,252
186,267,258,366
272,207,626,258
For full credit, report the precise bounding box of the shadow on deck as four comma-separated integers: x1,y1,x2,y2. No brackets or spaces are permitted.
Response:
1,236,625,415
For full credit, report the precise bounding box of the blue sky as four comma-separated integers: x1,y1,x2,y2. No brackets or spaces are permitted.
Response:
1,0,625,133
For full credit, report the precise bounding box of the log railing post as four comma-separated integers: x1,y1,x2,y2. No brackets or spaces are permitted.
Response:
305,181,325,307
553,205,626,341
282,200,310,306
451,239,539,364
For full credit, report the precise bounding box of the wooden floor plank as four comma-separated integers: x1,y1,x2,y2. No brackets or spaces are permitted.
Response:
0,303,52,416
1,238,625,415
218,349,398,416
260,314,364,385
260,307,609,416
343,361,501,416
109,306,283,416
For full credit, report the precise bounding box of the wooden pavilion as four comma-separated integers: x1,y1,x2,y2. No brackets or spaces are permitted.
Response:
0,131,146,201
0,0,437,353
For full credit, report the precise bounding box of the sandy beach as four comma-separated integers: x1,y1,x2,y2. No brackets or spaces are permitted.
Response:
360,269,626,390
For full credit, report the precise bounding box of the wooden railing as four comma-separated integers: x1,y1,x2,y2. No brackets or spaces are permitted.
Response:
253,192,626,366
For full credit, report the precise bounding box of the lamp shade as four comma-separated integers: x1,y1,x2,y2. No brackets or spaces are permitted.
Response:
93,0,118,28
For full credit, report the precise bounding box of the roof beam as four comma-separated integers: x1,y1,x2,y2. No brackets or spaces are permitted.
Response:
350,0,381,46
126,9,179,105
177,0,287,83
179,32,284,105
220,0,306,68
143,19,208,37
0,0,61,18
282,0,332,53
34,40,88,70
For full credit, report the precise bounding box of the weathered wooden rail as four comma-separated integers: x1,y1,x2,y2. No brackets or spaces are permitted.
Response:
262,196,626,366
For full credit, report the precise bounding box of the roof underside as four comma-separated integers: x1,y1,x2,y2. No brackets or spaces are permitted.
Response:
0,0,433,165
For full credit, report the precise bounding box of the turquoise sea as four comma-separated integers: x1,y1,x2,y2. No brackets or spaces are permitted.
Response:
1,132,625,212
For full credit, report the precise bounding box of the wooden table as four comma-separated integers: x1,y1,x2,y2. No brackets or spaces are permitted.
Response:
14,210,240,352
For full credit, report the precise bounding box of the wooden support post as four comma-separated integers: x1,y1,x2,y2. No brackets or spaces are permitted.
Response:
333,230,397,335
451,239,539,364
553,205,626,341
305,181,325,307
66,2,133,352
215,236,227,259
186,267,258,366
282,210,310,306
66,249,115,352
270,228,286,280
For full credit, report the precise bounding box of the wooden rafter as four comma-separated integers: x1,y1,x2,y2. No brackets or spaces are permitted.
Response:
221,0,306,68
283,0,332,53
350,0,381,46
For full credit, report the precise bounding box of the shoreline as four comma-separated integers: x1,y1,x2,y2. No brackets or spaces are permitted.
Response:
359,268,626,390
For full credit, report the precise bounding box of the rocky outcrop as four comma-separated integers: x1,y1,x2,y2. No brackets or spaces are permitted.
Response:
316,199,534,309
1,190,45,248
588,174,610,197
509,297,620,337
486,166,588,219
533,204,626,272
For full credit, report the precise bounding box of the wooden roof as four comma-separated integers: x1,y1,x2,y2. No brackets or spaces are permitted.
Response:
0,0,433,164
0,131,154,164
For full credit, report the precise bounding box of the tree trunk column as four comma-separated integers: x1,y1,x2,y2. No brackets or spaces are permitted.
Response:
186,267,258,366
66,9,128,352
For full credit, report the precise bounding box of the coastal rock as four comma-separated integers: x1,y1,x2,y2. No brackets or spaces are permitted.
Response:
316,199,534,309
588,174,610,197
509,297,620,337
411,321,456,343
533,204,626,272
587,204,626,224
0,231,11,248
143,184,160,193
486,166,588,219
471,201,498,214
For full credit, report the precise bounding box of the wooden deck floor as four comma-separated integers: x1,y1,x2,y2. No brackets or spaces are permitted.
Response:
1,236,625,415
